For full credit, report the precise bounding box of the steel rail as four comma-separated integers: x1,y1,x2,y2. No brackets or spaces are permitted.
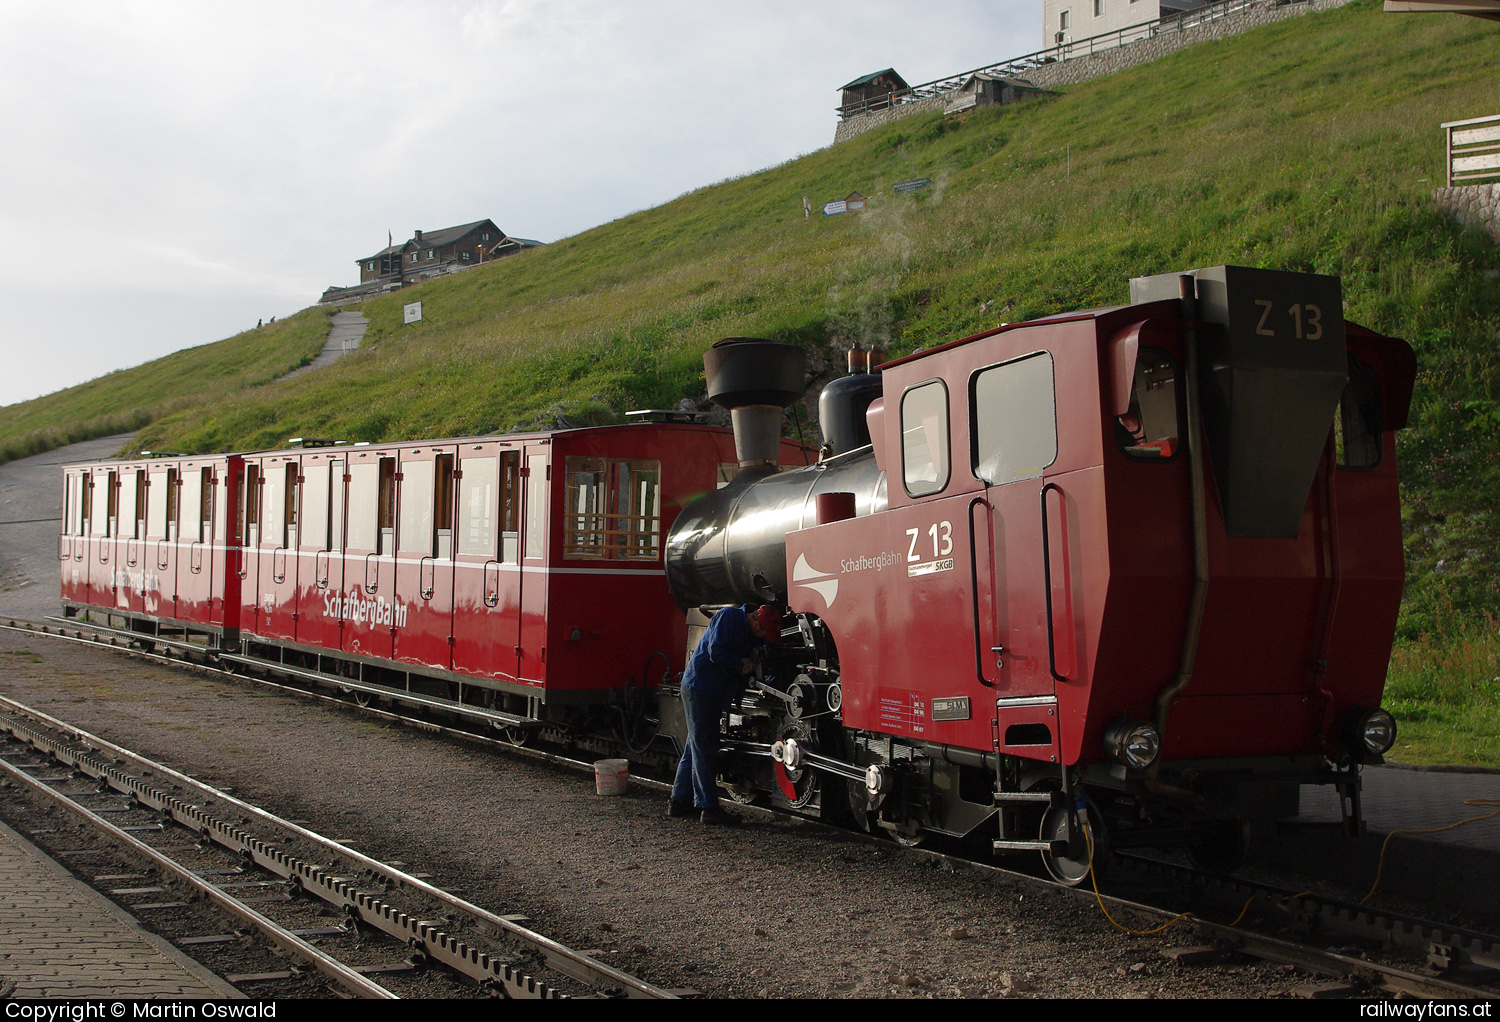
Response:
10,617,1494,998
0,750,399,999
885,842,1498,1000
1113,852,1500,976
0,690,676,999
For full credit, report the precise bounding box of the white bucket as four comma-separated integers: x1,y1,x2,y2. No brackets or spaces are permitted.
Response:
594,758,629,796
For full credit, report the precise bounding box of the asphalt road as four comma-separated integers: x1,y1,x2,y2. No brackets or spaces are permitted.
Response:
0,434,135,622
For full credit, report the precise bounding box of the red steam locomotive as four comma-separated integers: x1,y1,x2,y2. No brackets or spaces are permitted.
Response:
57,265,1414,881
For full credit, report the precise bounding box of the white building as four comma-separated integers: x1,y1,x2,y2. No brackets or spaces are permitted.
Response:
1043,0,1208,47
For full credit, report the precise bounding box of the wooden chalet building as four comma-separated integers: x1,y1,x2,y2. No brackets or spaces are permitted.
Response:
356,220,542,284
838,69,910,117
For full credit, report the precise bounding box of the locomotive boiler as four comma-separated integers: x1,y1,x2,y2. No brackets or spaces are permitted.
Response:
663,265,1415,881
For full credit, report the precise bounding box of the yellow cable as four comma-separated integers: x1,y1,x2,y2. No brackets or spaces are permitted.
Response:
1082,821,1197,935
1359,797,1500,906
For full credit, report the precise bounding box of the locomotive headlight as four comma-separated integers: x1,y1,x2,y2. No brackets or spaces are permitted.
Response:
1104,719,1161,770
1353,707,1397,756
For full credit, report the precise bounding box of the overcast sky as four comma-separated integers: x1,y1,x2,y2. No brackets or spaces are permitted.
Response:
0,1,1038,408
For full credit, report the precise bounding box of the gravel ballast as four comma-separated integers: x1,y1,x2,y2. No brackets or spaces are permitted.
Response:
0,637,1331,999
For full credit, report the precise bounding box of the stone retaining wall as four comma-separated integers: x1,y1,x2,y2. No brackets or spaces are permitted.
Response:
832,0,1356,145
1433,183,1500,243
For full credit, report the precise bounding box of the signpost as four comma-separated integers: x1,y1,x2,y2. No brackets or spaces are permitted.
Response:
894,177,932,194
823,200,848,216
403,301,423,325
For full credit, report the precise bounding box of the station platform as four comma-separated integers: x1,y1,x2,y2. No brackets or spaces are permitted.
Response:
0,818,238,999
1259,763,1500,918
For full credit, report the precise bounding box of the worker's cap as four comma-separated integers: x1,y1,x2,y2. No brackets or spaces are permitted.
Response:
752,605,783,644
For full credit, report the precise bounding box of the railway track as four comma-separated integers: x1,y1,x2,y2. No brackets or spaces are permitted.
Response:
0,682,679,999
3,615,1497,1000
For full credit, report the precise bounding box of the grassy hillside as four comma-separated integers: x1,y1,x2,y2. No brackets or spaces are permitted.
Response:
0,309,330,464
5,1,1499,656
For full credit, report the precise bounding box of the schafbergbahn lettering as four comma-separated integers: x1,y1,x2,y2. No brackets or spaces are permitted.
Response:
322,588,409,629
112,566,161,592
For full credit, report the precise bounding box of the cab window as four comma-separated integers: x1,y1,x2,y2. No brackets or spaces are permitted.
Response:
1336,354,1383,470
1114,348,1179,460
901,380,950,497
972,353,1058,484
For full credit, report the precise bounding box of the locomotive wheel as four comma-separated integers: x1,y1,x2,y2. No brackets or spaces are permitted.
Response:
339,686,376,708
776,723,819,809
1039,802,1109,887
892,827,929,849
498,722,532,747
1187,820,1251,874
722,778,763,806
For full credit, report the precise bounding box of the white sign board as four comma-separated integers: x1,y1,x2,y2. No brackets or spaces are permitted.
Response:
403,301,423,324
823,200,847,216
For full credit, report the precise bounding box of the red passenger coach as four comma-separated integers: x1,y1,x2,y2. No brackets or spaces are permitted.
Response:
213,423,804,727
60,454,241,647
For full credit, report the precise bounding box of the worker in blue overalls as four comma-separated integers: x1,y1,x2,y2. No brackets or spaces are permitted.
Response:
669,604,782,825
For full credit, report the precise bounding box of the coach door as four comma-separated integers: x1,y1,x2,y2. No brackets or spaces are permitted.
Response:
517,445,550,684
144,466,180,620
117,469,143,613
393,446,457,671
968,354,1070,721
60,470,88,605
450,443,522,683
250,455,300,642
296,453,347,650
174,464,210,625
343,449,397,659
90,469,121,610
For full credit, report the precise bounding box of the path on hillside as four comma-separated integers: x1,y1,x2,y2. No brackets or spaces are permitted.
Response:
0,434,136,622
278,310,368,382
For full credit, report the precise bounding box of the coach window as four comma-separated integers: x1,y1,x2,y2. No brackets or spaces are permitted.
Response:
563,457,661,560
64,475,77,536
118,472,137,541
525,454,547,560
239,466,259,545
347,461,378,551
499,451,520,562
148,470,169,540
329,459,345,551
165,469,180,540
180,468,202,546
283,463,299,547
1336,354,1383,470
972,353,1058,485
458,454,498,558
375,457,396,553
902,380,951,497
399,458,435,556
92,471,116,538
302,461,329,550
1114,348,1178,460
434,454,454,558
262,463,284,549
135,471,148,539
199,469,213,543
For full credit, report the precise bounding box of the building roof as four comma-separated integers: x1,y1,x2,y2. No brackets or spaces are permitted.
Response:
413,219,500,248
838,68,908,91
357,220,505,263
